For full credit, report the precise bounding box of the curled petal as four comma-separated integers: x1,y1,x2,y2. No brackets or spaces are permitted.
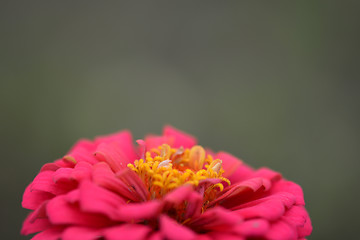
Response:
210,177,271,209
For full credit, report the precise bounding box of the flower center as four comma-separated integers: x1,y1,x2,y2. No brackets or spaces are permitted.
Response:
127,144,230,200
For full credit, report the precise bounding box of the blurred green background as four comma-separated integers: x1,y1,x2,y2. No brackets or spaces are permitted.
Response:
1,1,359,239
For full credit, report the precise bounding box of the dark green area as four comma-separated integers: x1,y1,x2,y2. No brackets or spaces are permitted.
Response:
1,1,359,239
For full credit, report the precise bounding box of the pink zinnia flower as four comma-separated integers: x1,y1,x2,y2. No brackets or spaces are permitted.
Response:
22,126,312,240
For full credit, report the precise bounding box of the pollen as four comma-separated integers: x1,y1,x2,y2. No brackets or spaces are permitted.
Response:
127,144,230,200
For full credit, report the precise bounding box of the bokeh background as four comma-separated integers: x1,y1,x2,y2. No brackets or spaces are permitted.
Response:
1,1,359,239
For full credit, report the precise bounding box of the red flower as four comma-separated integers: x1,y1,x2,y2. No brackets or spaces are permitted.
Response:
22,126,312,240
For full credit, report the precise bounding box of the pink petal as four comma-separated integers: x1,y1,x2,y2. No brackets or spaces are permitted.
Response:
282,206,312,238
252,167,282,182
227,163,255,184
163,185,193,205
92,162,141,202
190,207,242,232
52,168,73,183
94,142,131,173
31,171,76,195
298,213,312,238
235,219,270,237
68,139,97,154
62,227,102,240
160,215,196,240
40,163,60,172
47,195,112,227
234,199,285,221
64,189,80,203
21,218,51,235
145,135,172,149
195,235,213,240
208,232,245,240
104,224,152,240
163,186,203,219
116,167,149,201
210,177,271,209
269,180,305,205
65,143,98,165
71,161,93,181
197,178,223,193
232,192,296,211
215,152,242,178
148,232,162,240
31,227,63,240
22,184,54,210
184,192,203,219
95,130,137,161
163,125,197,148
52,163,93,188
21,204,51,235
54,158,76,168
265,220,297,240
79,180,126,220
22,217,50,235
282,205,307,227
115,200,162,222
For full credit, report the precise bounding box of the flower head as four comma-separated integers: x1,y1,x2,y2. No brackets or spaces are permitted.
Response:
22,126,312,240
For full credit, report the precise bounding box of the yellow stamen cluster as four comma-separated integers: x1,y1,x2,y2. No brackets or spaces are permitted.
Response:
127,144,230,199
